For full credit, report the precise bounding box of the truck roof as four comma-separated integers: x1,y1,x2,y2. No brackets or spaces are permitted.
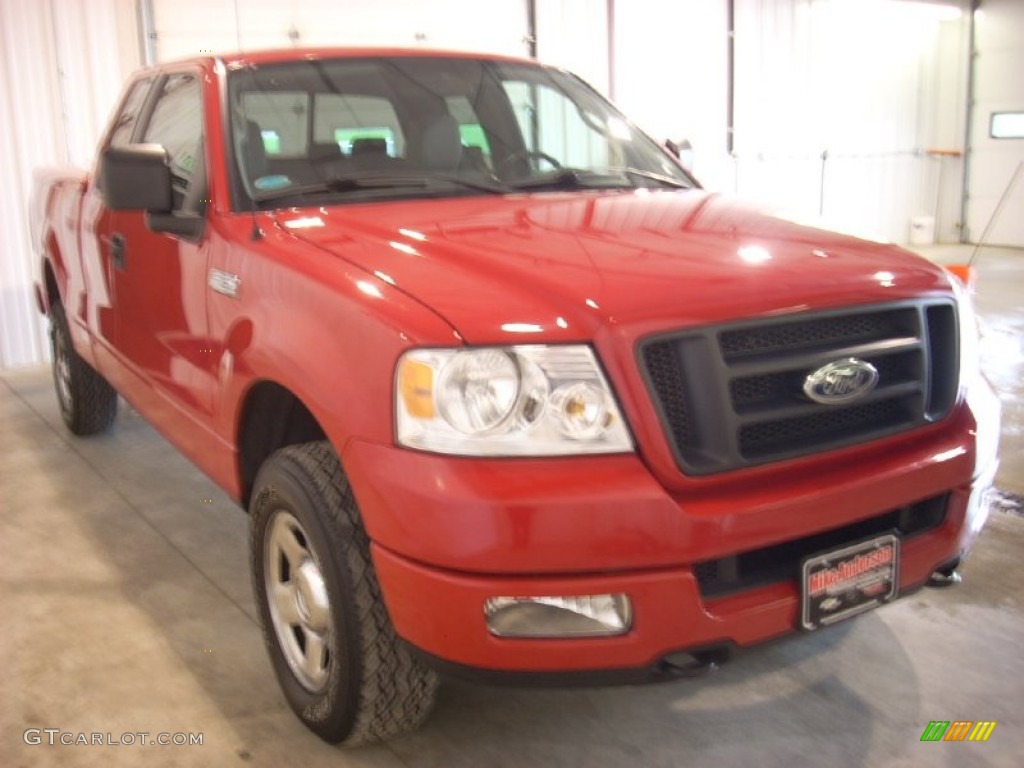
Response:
159,46,538,70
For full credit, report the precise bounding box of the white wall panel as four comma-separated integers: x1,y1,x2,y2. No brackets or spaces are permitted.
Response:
602,1,969,245
0,0,60,369
919,17,971,244
966,0,1024,247
150,0,241,61
729,0,969,244
535,0,611,96
611,0,729,184
152,0,530,62
1,0,985,371
0,0,138,370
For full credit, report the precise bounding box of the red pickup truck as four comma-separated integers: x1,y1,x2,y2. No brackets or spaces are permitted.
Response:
31,48,1000,745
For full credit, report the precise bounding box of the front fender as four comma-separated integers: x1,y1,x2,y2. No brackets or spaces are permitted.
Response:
211,218,460,466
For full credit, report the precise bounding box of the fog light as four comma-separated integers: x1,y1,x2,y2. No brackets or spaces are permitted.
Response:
483,594,632,638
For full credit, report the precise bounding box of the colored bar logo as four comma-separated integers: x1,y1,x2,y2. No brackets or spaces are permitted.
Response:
920,721,997,742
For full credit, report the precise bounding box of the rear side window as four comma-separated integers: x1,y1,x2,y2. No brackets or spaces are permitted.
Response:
143,73,203,183
316,94,405,157
141,72,204,212
108,79,152,148
446,95,492,163
238,91,406,158
501,79,611,169
240,91,309,157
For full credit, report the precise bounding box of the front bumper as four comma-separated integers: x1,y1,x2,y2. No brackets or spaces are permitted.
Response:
344,385,1000,675
371,482,985,673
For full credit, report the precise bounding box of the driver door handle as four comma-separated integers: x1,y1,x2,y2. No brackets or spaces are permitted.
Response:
102,232,127,270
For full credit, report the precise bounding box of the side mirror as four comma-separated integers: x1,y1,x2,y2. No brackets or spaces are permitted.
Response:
100,144,173,212
664,138,695,172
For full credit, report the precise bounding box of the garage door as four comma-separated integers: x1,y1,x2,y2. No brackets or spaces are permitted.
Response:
966,0,1024,248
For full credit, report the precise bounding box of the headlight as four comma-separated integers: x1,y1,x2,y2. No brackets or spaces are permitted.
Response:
395,345,633,456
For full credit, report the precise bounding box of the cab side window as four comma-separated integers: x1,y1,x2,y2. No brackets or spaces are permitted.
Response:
143,73,205,212
109,79,153,148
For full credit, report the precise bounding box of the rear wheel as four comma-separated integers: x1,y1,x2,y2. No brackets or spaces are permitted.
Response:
249,441,438,744
49,301,117,435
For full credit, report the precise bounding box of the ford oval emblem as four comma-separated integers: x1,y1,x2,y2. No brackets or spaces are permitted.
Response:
803,358,879,405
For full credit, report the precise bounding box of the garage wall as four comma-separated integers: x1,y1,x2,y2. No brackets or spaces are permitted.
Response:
0,0,988,371
965,0,1024,247
0,0,138,369
535,0,611,96
610,1,730,184
151,0,531,61
542,0,969,244
728,0,969,243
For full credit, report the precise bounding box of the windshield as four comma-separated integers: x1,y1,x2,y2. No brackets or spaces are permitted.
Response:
227,56,695,209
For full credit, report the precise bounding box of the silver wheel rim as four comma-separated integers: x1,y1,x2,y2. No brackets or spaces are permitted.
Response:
53,324,72,414
264,510,332,693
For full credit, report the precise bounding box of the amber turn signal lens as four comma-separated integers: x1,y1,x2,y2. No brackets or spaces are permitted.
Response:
398,358,435,419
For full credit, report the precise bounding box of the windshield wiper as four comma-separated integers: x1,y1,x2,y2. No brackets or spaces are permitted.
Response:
504,168,634,191
252,170,507,203
505,167,691,192
412,171,509,194
609,167,692,189
253,175,424,202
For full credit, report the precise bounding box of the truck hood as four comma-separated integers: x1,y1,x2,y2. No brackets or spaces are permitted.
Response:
275,190,954,343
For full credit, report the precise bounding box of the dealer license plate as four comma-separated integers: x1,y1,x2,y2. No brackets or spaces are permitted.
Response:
800,534,900,631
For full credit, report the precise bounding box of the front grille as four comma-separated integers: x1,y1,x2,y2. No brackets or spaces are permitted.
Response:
694,494,949,599
639,300,959,475
719,311,909,358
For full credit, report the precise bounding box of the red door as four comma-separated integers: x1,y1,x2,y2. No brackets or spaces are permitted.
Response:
98,70,218,432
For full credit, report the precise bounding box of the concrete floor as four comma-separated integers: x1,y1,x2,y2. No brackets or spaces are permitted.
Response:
1,245,1022,768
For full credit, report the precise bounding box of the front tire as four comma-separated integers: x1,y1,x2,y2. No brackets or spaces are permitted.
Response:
249,441,438,745
49,301,117,435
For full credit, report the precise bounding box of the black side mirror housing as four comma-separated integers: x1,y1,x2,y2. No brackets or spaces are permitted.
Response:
664,138,695,172
100,144,173,212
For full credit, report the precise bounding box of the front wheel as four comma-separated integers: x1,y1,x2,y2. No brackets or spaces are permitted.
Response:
249,441,438,744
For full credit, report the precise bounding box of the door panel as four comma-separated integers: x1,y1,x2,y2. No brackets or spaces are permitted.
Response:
84,77,154,362
100,70,217,421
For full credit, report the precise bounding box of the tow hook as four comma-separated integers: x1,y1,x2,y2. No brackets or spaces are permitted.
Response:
659,649,729,678
926,561,962,588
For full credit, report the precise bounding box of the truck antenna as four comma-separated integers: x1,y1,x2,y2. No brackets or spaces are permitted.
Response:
244,64,263,242
250,197,263,241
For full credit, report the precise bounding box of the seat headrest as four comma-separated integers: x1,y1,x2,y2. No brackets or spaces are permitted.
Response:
243,119,268,178
421,114,462,170
351,138,388,157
